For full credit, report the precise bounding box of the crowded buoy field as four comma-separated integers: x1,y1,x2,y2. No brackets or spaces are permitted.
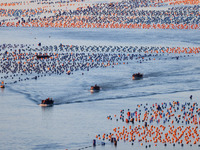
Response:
0,0,200,150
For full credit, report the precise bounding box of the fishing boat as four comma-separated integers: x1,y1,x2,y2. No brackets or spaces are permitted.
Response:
36,55,50,59
132,73,143,80
0,85,5,88
39,98,54,107
0,81,5,88
90,84,100,92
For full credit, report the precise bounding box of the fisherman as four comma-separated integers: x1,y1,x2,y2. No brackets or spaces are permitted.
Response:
157,105,162,111
190,95,192,100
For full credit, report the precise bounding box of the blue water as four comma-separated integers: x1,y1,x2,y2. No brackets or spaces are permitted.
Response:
6,53,200,106
0,27,199,46
0,28,200,150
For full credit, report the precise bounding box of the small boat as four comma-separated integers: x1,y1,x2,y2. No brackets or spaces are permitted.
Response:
36,55,50,59
0,85,5,88
132,73,143,80
0,81,5,88
39,98,54,107
90,84,100,92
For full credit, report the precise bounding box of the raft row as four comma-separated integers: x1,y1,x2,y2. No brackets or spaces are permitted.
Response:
0,44,199,85
95,101,200,148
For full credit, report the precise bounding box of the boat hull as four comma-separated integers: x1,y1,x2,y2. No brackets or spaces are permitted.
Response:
90,89,100,93
39,104,53,107
0,85,5,88
132,76,143,80
90,85,100,93
36,55,50,59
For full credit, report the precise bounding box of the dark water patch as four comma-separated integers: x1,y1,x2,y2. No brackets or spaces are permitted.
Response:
6,85,37,104
144,71,164,78
181,40,200,45
66,141,95,150
32,143,64,150
49,88,200,105
7,72,200,106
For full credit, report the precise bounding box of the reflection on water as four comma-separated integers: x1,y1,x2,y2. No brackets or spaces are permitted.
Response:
1,88,4,93
40,106,55,130
41,105,54,111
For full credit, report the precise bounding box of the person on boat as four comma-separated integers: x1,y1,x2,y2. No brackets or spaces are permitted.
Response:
157,105,162,111
91,84,100,91
46,98,50,104
127,110,130,119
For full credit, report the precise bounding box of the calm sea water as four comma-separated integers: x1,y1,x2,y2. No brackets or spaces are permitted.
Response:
0,28,200,150
0,27,199,47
